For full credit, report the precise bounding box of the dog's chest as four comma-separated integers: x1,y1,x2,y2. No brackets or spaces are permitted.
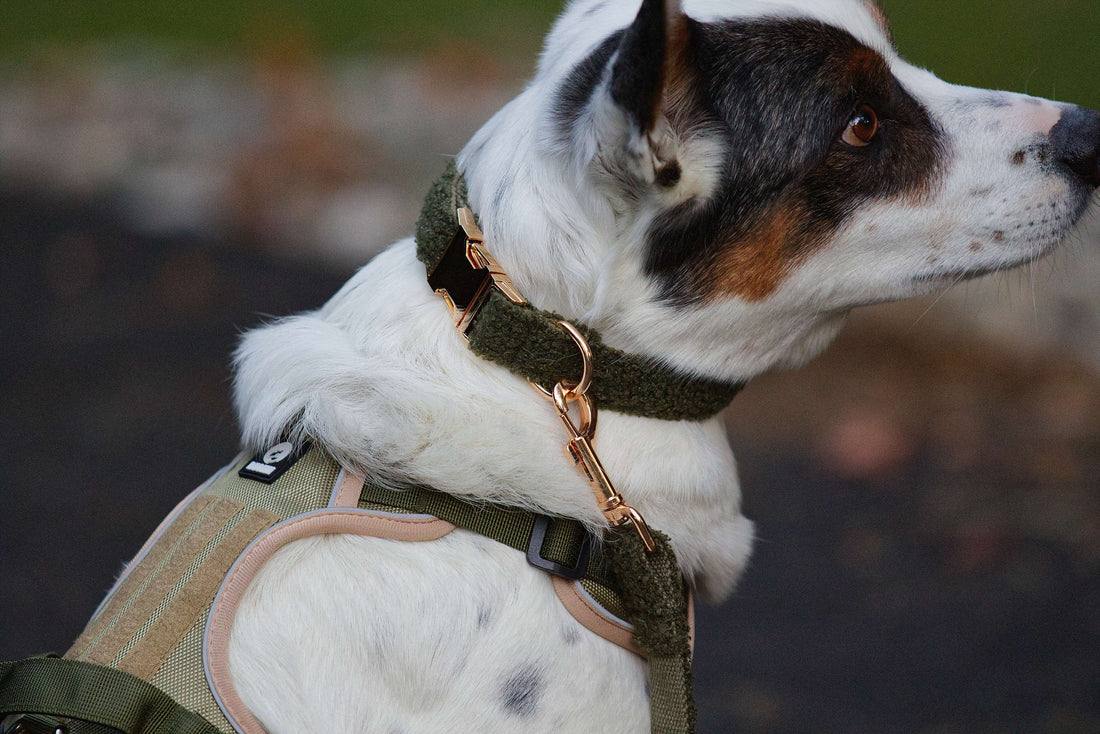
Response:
230,531,649,733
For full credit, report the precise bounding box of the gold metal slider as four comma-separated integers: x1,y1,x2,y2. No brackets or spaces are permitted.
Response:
428,207,526,336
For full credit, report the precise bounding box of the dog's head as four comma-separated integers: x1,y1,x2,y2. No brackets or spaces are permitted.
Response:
459,0,1099,379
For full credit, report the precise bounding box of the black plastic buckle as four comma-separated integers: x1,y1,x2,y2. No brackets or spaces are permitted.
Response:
1,714,66,734
525,515,592,581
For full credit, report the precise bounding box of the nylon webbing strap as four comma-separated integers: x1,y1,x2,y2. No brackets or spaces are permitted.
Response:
0,657,222,734
415,161,745,422
359,483,599,579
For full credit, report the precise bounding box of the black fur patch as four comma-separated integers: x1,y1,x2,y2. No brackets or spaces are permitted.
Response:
500,666,544,717
610,0,670,133
644,18,945,301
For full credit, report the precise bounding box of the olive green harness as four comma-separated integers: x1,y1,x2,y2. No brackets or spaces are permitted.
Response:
1,165,743,734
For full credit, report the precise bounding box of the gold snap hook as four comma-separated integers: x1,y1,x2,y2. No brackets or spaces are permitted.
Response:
530,316,656,553
553,382,596,440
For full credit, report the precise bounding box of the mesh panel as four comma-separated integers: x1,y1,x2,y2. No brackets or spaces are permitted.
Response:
208,449,341,518
110,500,244,667
110,450,338,665
150,616,234,734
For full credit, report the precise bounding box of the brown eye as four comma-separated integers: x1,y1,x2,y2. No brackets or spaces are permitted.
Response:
842,104,879,147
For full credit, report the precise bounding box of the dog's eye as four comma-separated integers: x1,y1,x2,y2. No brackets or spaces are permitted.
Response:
842,105,879,147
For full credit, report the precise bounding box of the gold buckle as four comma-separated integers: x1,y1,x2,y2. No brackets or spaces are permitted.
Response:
427,207,526,336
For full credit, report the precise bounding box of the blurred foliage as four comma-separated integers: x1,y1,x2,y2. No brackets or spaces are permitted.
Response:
879,0,1099,108
0,0,564,60
1,1,1096,105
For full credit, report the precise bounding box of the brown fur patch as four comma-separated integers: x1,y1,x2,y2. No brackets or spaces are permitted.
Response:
704,202,818,301
835,45,882,77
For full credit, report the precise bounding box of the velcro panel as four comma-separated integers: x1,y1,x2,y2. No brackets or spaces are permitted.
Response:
116,508,278,680
67,495,225,665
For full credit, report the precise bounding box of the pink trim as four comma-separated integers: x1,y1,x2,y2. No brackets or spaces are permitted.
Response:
687,592,695,656
91,456,242,621
204,509,456,734
551,576,644,657
330,469,365,508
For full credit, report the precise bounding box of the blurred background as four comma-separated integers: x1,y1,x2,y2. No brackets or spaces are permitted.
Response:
0,1,1097,732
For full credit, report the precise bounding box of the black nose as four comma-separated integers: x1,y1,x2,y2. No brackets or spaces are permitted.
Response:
1051,106,1100,188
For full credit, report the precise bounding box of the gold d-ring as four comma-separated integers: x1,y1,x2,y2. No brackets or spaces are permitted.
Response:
530,320,594,401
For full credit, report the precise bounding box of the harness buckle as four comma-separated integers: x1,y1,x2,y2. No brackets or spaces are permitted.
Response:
428,207,527,337
1,714,66,734
526,515,592,580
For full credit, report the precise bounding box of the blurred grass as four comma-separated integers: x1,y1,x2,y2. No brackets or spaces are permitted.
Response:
0,0,1096,106
0,0,564,60
879,0,1099,107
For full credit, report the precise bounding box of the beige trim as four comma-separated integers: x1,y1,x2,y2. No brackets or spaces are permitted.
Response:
551,576,644,657
205,510,456,734
330,470,365,508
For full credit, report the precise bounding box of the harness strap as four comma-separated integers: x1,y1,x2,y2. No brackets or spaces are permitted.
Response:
0,657,221,734
415,161,745,422
358,482,604,583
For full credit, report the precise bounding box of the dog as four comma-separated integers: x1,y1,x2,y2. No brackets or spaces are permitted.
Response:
8,1,1097,732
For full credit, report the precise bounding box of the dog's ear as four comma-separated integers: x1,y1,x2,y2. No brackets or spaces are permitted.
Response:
559,0,698,189
609,0,685,138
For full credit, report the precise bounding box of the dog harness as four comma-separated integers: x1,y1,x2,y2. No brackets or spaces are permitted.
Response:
1,444,650,734
1,164,744,734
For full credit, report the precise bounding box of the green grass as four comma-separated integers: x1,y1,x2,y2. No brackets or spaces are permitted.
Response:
1,1,1096,106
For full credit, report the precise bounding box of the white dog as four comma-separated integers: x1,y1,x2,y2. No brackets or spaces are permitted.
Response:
5,1,1096,733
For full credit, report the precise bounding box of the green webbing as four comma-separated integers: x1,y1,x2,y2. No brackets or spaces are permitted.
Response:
0,657,223,734
605,529,697,734
358,483,595,577
415,161,744,422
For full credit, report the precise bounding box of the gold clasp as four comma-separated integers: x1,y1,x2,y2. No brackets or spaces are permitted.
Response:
538,322,657,553
428,207,527,337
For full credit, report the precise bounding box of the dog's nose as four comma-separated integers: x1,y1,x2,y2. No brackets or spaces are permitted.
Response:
1051,106,1100,188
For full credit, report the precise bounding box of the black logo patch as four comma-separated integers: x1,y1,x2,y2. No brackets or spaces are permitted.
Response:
238,440,311,484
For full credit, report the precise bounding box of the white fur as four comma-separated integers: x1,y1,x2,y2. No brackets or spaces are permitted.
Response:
226,0,1094,731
